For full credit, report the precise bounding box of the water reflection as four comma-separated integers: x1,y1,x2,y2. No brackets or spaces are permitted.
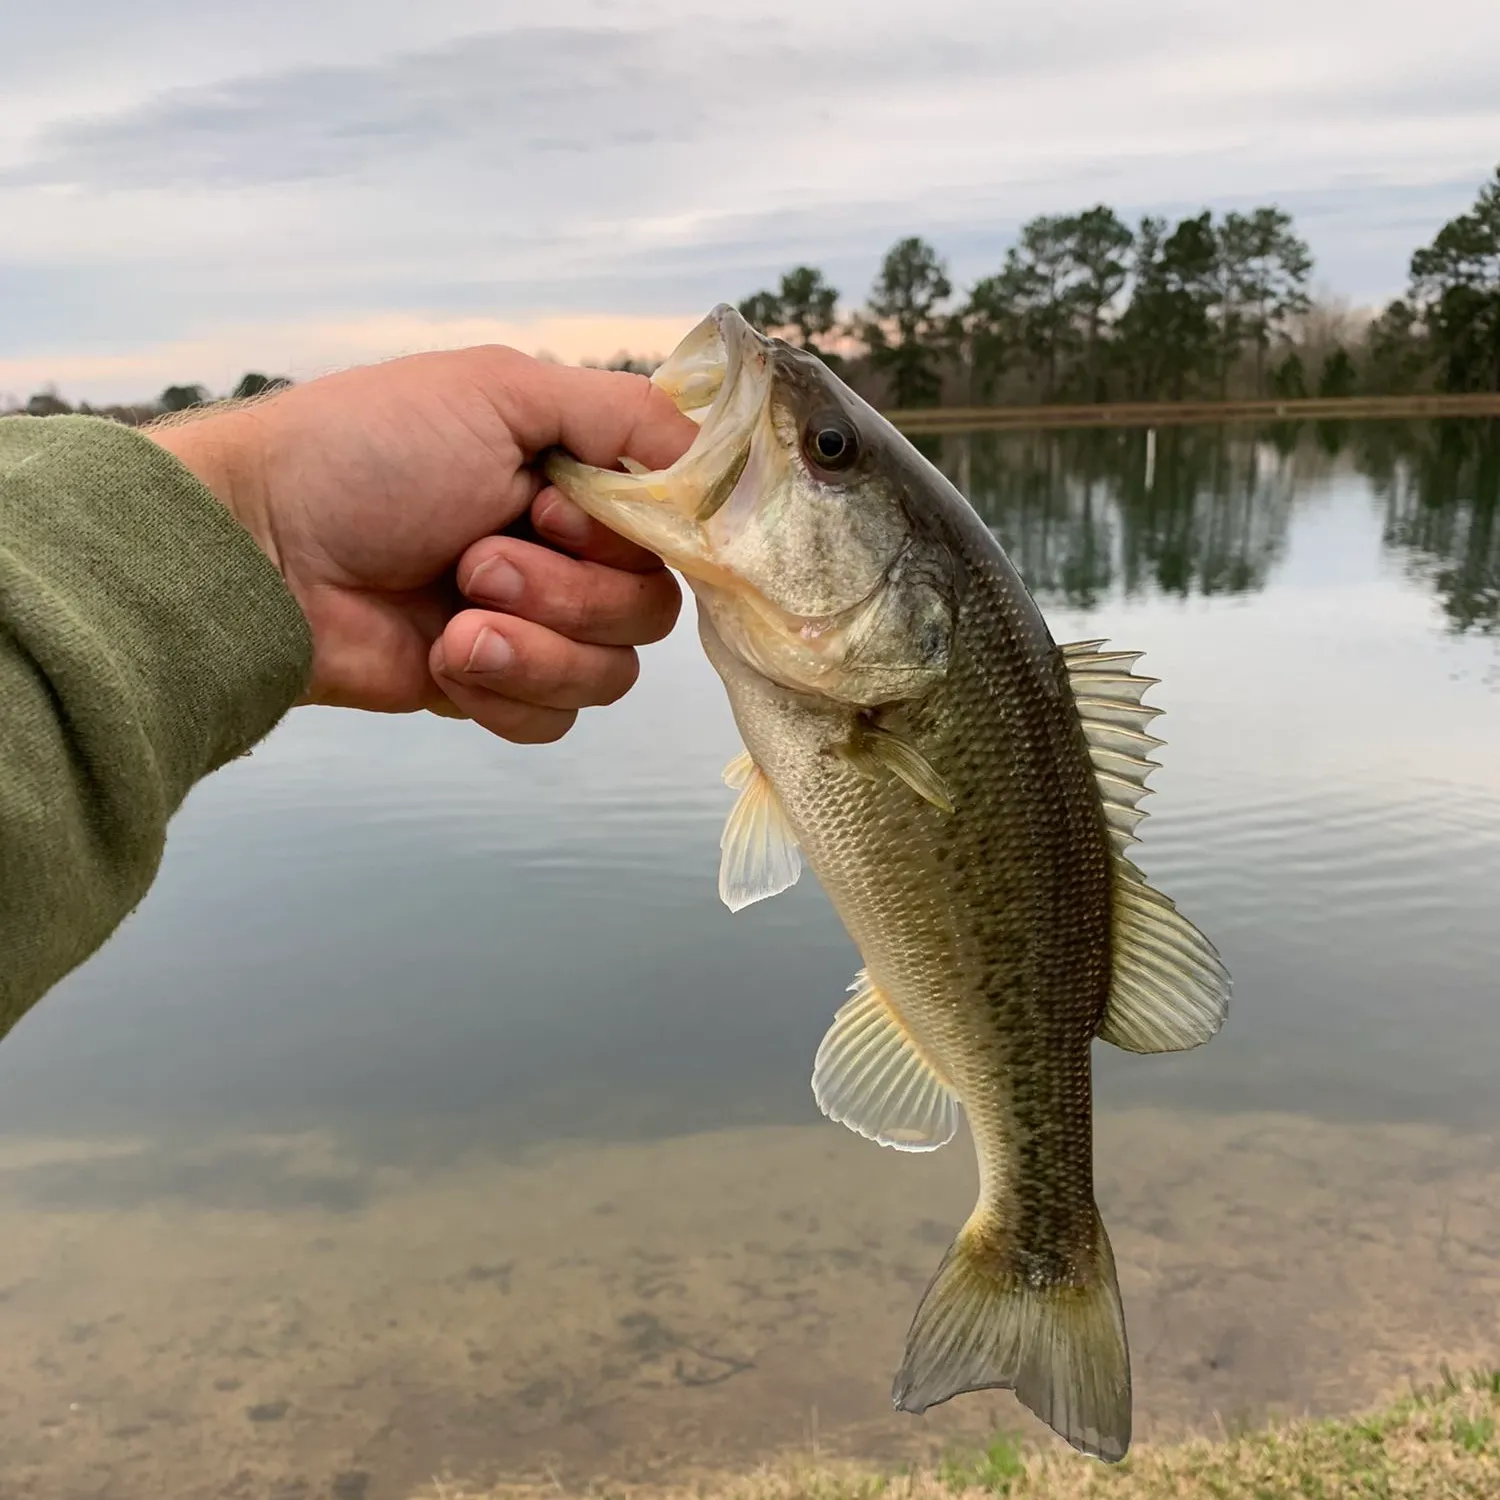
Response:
934,427,1304,606
1358,419,1500,634
926,421,1500,631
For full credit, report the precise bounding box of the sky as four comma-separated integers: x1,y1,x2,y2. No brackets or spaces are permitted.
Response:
1,0,1497,405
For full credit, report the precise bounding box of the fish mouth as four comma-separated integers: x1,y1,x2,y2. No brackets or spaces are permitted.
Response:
652,302,757,425
544,304,772,570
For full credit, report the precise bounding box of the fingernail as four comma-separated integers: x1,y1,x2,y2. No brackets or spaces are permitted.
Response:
463,627,514,675
468,556,524,608
537,496,591,546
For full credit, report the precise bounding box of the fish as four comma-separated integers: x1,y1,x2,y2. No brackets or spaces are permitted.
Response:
545,305,1229,1463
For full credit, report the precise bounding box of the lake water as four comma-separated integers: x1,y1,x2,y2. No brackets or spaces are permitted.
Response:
1,421,1498,1500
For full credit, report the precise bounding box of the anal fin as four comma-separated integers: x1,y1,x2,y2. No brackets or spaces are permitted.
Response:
812,971,958,1151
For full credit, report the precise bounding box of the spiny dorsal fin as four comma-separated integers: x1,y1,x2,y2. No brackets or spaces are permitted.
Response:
1062,640,1161,854
835,723,953,814
1062,641,1230,1054
812,970,959,1151
719,750,802,912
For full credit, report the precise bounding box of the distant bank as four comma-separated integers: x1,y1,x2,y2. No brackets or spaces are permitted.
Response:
885,393,1500,434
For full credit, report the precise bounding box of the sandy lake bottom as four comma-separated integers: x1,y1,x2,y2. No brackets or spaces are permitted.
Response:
0,1105,1496,1500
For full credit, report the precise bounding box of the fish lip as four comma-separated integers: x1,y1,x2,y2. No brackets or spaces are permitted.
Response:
660,303,761,519
665,302,749,414
556,304,767,502
540,304,770,580
658,302,764,452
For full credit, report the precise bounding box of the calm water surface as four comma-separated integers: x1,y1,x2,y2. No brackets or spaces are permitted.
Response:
1,422,1498,1499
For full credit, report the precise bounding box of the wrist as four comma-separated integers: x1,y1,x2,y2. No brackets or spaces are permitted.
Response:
145,408,283,576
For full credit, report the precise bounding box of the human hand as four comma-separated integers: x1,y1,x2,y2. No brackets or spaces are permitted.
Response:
148,348,696,742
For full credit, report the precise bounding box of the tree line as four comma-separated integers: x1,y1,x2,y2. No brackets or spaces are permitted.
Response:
2,372,290,424
6,166,1497,418
737,165,1500,408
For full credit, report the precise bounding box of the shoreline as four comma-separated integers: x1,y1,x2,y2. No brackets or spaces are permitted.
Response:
415,1366,1500,1500
884,393,1500,432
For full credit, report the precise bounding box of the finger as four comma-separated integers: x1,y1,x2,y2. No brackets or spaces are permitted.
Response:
458,535,681,646
435,610,640,712
529,486,674,574
460,349,698,470
429,673,579,745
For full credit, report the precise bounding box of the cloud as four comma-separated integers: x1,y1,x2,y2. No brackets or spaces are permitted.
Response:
5,28,691,191
1,0,1497,400
2,14,1179,196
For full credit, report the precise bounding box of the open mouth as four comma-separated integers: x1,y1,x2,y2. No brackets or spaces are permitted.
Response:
643,305,766,521
650,303,747,421
545,304,769,540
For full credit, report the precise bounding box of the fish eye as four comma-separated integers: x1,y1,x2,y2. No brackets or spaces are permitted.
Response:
803,412,860,473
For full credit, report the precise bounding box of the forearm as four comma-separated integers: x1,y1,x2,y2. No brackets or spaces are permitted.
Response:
0,415,312,1033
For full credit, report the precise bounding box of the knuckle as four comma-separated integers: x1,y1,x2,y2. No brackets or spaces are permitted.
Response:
555,578,597,636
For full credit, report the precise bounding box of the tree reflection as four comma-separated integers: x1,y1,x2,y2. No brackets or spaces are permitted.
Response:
930,426,1301,606
918,419,1500,632
1358,419,1500,633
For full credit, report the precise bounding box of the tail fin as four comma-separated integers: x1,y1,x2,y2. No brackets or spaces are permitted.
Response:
891,1211,1131,1463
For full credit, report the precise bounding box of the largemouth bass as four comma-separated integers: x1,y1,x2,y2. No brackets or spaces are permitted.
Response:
546,306,1229,1462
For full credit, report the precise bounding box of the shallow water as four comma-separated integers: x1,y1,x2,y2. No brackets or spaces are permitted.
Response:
0,421,1497,1499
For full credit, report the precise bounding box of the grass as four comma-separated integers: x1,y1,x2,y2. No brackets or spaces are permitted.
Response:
415,1365,1500,1500
935,1436,1027,1494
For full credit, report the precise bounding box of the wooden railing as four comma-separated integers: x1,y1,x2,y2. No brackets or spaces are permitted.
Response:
883,393,1500,434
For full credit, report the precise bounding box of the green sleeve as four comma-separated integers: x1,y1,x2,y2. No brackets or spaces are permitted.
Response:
0,415,313,1034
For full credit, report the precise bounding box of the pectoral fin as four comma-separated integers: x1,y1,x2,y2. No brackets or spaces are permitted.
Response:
718,751,802,912
812,970,959,1151
836,723,953,814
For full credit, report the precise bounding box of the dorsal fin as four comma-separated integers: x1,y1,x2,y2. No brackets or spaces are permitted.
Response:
1061,639,1162,851
1062,641,1230,1054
